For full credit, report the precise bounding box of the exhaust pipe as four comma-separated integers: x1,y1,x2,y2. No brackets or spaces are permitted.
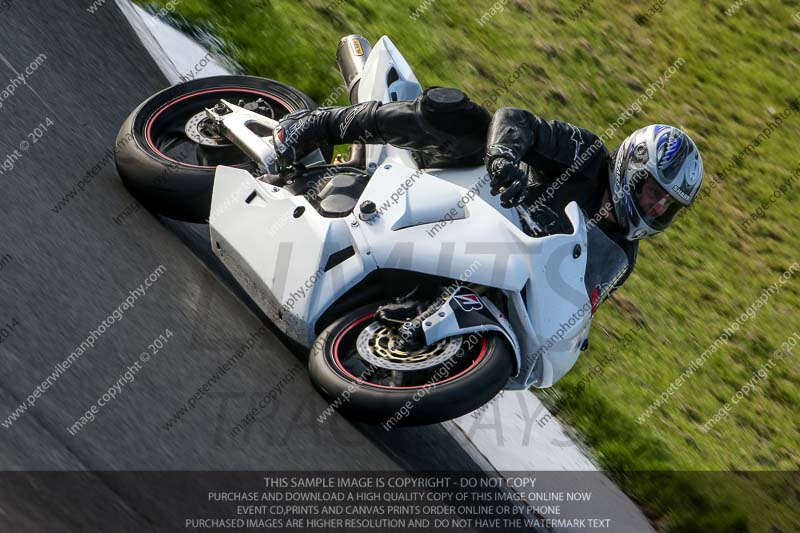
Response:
336,35,372,104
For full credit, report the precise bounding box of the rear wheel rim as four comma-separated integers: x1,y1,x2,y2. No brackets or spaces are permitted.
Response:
331,313,488,390
144,87,295,169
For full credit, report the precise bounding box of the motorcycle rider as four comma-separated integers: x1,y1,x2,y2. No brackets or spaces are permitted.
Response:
271,87,704,291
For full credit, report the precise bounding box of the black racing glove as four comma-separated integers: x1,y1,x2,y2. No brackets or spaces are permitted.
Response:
486,152,528,208
272,102,381,170
484,107,537,208
271,108,322,170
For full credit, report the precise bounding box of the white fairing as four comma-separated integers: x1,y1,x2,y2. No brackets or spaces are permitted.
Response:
209,167,375,345
208,36,593,388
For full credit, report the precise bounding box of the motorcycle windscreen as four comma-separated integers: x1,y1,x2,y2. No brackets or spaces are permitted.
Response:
583,225,629,309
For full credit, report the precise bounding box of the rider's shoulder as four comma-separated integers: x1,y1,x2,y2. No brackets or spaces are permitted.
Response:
535,119,609,166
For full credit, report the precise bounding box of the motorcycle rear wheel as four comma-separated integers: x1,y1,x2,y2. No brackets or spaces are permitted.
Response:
308,303,514,426
114,75,329,223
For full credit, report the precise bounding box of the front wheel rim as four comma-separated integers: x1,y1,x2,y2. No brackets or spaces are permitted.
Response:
144,87,295,169
331,314,488,390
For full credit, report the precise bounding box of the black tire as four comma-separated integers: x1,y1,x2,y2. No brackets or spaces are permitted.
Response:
308,303,514,427
114,75,326,223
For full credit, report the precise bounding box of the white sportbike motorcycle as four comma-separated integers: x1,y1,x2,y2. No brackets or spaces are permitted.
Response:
115,35,628,426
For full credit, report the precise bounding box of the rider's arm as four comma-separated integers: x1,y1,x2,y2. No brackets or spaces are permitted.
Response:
484,107,609,206
486,107,607,180
273,88,490,168
374,88,491,167
485,107,537,163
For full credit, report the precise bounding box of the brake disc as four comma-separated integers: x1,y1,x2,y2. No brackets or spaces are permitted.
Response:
185,110,231,147
356,322,462,371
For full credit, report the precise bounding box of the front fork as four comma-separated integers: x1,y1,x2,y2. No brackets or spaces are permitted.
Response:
204,100,326,175
375,290,438,352
376,285,521,373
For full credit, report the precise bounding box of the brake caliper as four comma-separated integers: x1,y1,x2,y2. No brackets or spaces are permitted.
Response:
376,289,454,352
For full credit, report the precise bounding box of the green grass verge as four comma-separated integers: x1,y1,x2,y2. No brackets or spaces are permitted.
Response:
139,1,800,530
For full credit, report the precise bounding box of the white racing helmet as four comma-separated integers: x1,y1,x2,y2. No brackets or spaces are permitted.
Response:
609,124,704,240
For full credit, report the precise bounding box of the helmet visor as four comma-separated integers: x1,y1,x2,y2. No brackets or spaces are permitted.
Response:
630,170,683,231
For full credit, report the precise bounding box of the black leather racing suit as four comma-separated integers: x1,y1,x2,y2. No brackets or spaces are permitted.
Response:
275,87,491,169
276,87,637,288
483,106,638,288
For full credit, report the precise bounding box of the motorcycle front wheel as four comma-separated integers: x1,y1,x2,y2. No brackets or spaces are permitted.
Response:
114,75,329,223
308,303,514,427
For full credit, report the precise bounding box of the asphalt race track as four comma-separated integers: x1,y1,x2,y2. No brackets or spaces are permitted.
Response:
0,2,502,530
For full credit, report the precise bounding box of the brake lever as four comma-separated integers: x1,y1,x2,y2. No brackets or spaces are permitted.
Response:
258,173,284,186
515,203,545,237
